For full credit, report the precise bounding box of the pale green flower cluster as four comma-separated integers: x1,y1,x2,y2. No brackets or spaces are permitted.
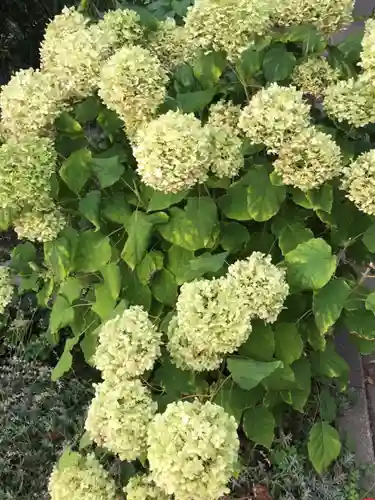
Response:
48,453,116,500
147,400,239,500
359,18,375,78
0,69,63,139
226,252,289,324
95,8,143,52
239,84,311,154
133,110,212,192
341,150,375,215
13,209,66,243
0,267,13,314
94,305,162,380
273,127,343,191
168,252,288,371
184,0,273,61
168,277,253,371
208,100,242,132
85,378,157,461
99,46,168,138
291,56,340,97
275,0,353,33
124,474,169,500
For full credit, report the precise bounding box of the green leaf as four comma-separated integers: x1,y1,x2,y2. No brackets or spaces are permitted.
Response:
274,323,303,365
239,320,275,361
213,380,264,425
227,357,282,391
176,88,216,113
366,292,375,314
193,51,226,88
220,222,250,252
246,166,286,221
74,96,101,123
310,341,349,379
74,230,112,273
136,251,164,285
344,309,375,340
0,207,16,231
97,108,124,136
50,295,74,335
78,190,101,230
44,231,77,282
288,358,311,411
337,31,363,63
279,25,326,53
363,223,375,252
122,266,152,310
148,190,187,212
243,407,275,448
56,112,83,135
159,197,218,251
92,283,116,320
285,238,336,291
92,156,125,188
292,184,333,213
167,245,195,285
59,277,82,303
308,422,341,474
59,148,92,194
151,269,178,306
188,252,228,278
327,45,356,79
218,184,251,221
101,262,121,300
278,223,314,255
122,211,153,270
236,47,263,82
319,386,337,422
313,279,351,333
11,242,36,275
262,46,296,81
262,365,296,391
51,335,80,381
58,447,81,470
350,334,375,355
102,195,132,226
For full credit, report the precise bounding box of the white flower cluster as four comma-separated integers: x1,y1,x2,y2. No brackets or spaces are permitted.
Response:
273,127,343,192
147,400,239,500
48,453,117,500
133,110,212,192
291,56,340,97
168,252,288,371
85,378,157,461
94,305,162,380
95,8,143,53
14,209,66,242
239,84,311,154
184,0,273,61
341,150,375,215
99,46,168,138
208,100,242,132
0,267,13,314
359,18,375,78
124,474,169,500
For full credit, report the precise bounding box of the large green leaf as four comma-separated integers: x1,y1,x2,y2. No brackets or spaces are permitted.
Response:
288,358,311,412
262,45,296,81
227,357,282,391
366,292,375,314
262,365,296,391
310,341,349,379
148,190,188,212
74,96,101,123
246,166,286,221
136,251,164,285
278,24,326,53
159,197,218,251
167,245,195,285
344,309,375,340
363,223,375,252
11,242,36,275
278,222,314,255
239,321,275,361
59,277,82,303
44,229,78,282
59,148,92,194
313,279,351,333
213,380,264,424
92,156,125,188
220,222,250,252
51,335,80,381
50,295,75,336
319,386,337,422
102,195,132,226
187,252,228,279
122,265,152,310
101,262,121,301
285,238,336,291
78,190,101,230
218,184,251,220
236,47,264,82
122,211,153,270
308,422,341,474
243,406,275,448
92,283,116,320
151,269,178,306
176,88,216,113
193,51,226,88
274,323,303,365
74,230,112,273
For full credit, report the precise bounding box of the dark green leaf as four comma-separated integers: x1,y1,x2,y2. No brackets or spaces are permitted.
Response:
292,184,333,213
74,96,101,123
288,358,311,411
92,283,116,320
59,148,92,194
262,365,296,391
11,242,36,275
193,51,227,88
136,251,164,285
236,47,263,82
274,323,303,365
151,269,178,306
122,266,152,310
97,108,124,135
310,341,349,379
327,45,356,79
344,309,375,340
319,386,337,422
176,88,217,113
213,380,264,424
220,222,250,252
313,279,351,333
337,31,363,63
188,251,228,277
239,320,275,361
167,245,195,285
59,277,82,303
74,230,112,273
308,422,341,474
51,335,80,381
278,25,326,53
78,190,101,230
278,222,314,255
102,195,132,226
228,357,282,391
101,262,121,300
44,230,77,282
218,184,251,220
243,407,275,448
50,296,74,335
263,46,296,81
148,190,188,212
122,211,153,270
55,112,83,135
363,223,375,252
92,156,125,188
246,166,286,221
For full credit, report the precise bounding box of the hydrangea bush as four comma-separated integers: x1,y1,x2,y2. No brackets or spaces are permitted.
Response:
2,0,375,498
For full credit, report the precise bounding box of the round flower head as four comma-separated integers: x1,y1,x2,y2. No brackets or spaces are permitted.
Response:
273,127,343,191
168,277,252,371
360,18,375,78
95,8,143,53
48,453,117,500
239,84,311,154
147,400,239,500
184,0,273,61
148,18,195,72
227,253,289,323
94,305,162,380
208,100,242,133
324,75,375,128
0,267,13,314
206,124,244,178
99,46,168,139
124,474,169,500
0,68,63,139
0,137,56,214
14,209,66,243
85,378,157,461
275,0,353,33
291,56,340,97
341,150,375,215
133,110,212,192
